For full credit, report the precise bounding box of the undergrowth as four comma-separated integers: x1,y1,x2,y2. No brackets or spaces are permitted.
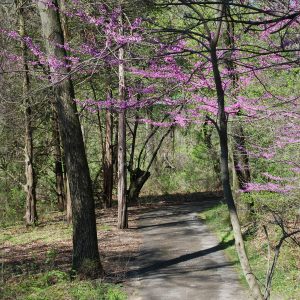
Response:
198,202,299,300
0,270,126,300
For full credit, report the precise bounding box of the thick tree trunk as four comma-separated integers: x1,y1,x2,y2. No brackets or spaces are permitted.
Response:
117,10,128,229
210,44,263,300
51,104,65,211
103,109,113,208
37,0,102,276
18,2,38,226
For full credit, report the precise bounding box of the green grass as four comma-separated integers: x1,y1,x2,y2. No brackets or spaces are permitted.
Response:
0,270,127,300
198,202,300,300
0,223,72,245
0,212,112,246
97,224,112,231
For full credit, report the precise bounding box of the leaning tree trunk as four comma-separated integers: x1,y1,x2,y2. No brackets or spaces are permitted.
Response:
211,39,263,299
37,0,102,276
128,124,173,206
51,104,65,211
117,10,128,229
128,168,150,205
18,2,38,226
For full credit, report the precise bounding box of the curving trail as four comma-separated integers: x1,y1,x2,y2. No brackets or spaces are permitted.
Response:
127,198,249,300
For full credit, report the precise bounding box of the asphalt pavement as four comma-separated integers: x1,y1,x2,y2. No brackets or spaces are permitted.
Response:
127,198,249,300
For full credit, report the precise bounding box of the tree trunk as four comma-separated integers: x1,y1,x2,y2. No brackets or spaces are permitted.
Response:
128,168,150,205
223,10,254,213
232,125,251,189
18,2,38,226
146,107,159,173
210,44,263,300
51,104,65,211
203,117,222,187
117,10,128,229
65,174,72,224
58,0,69,42
231,122,255,214
37,0,102,276
103,108,113,208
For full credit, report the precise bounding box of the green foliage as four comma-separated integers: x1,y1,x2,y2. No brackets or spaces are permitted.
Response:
143,127,220,195
0,184,25,227
42,270,69,286
45,249,58,267
70,282,126,300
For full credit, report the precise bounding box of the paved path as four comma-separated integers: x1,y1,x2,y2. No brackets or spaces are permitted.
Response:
127,198,249,300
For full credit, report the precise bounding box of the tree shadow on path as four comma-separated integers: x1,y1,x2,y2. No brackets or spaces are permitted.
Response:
127,238,235,279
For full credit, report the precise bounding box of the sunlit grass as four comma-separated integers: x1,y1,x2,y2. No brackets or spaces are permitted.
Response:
1,270,127,300
198,203,300,300
0,223,72,246
0,212,113,246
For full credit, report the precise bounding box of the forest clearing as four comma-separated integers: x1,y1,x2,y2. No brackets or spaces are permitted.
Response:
0,0,300,299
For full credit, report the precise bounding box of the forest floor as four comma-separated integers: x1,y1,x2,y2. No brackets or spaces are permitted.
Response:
0,204,143,299
125,192,249,300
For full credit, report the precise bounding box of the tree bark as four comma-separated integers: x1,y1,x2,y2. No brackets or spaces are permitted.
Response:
58,0,69,42
103,108,113,208
18,1,38,226
128,168,150,205
117,9,128,229
203,117,222,187
231,122,255,217
223,8,254,213
128,125,173,205
210,43,263,299
37,0,102,276
51,104,65,211
65,174,72,224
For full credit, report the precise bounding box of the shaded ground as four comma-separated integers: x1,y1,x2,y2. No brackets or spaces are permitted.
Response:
0,207,142,285
126,194,249,300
